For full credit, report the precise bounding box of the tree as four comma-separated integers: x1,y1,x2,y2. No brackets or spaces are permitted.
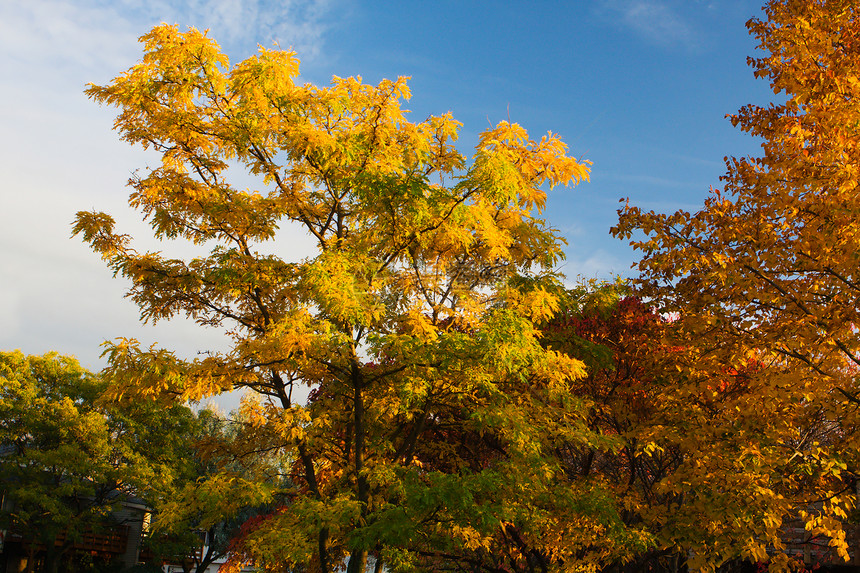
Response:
0,350,197,573
613,0,860,568
543,284,685,572
142,409,274,573
72,24,635,573
543,283,825,573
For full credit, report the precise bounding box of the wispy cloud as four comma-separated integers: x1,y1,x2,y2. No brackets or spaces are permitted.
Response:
596,0,701,50
560,249,634,282
139,0,339,58
0,0,340,77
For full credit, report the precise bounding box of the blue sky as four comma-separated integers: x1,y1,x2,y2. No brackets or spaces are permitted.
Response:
0,0,774,375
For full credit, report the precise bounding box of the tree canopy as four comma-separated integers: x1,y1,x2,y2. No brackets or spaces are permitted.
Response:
73,24,615,573
613,0,860,568
141,409,272,573
0,350,197,573
69,1,860,570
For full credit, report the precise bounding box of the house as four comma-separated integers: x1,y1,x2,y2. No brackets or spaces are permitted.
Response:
0,492,149,573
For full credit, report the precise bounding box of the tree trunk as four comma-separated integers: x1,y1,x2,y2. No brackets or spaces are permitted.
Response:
42,548,62,573
346,360,368,573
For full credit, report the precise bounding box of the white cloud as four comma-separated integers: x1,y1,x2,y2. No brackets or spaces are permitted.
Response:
560,249,634,283
127,0,337,57
596,0,699,50
0,285,21,339
0,0,338,77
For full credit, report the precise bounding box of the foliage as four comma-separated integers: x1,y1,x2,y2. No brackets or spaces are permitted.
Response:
142,409,274,573
544,284,818,572
613,0,860,569
72,24,624,573
0,350,197,573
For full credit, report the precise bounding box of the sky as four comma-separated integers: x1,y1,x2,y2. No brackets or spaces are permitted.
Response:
0,0,776,382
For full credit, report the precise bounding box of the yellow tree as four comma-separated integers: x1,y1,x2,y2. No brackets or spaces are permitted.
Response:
72,25,630,572
614,0,860,568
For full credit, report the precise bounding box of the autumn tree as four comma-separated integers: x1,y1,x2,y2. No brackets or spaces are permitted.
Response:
542,284,683,572
0,351,197,573
539,283,824,572
143,409,274,573
395,277,813,572
71,24,640,572
613,0,860,568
